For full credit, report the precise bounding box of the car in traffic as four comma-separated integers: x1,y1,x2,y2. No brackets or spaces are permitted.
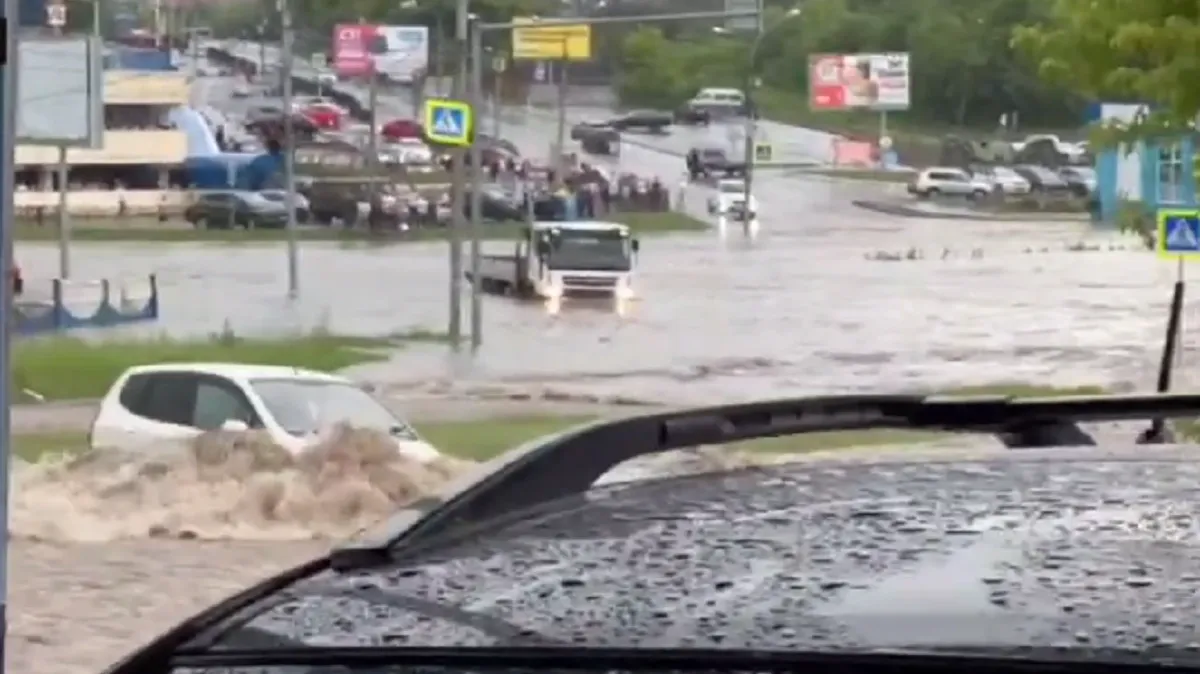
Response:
184,191,289,229
463,185,526,222
102,389,1200,673
686,146,746,179
88,363,440,463
301,102,343,130
676,86,750,124
907,167,993,199
571,121,620,155
707,177,758,215
606,109,672,133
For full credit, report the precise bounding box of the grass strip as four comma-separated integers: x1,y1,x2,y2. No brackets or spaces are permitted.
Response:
13,212,707,244
10,383,1115,462
12,329,447,402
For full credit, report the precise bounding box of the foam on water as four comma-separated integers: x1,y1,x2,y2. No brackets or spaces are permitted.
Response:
11,426,474,542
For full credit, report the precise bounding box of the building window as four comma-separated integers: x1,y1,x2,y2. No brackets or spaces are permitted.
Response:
1159,142,1185,203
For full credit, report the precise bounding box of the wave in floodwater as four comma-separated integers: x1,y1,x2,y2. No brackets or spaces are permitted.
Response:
12,427,475,542
9,424,875,543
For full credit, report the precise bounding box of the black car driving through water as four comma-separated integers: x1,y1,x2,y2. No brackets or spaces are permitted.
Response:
105,389,1200,674
606,109,673,133
570,121,621,155
687,146,747,180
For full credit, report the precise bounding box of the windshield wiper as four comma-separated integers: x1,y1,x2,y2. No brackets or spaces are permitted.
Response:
170,644,1200,672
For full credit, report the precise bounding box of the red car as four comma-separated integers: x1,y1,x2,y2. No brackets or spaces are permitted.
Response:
381,118,424,141
303,103,342,130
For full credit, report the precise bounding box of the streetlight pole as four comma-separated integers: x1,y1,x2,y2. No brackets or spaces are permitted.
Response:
280,0,299,298
719,7,801,227
446,0,470,348
466,8,762,348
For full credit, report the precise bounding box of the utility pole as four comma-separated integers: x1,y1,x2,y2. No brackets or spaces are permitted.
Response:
469,23,483,350
51,8,70,280
0,0,16,670
280,0,299,298
447,0,468,348
740,0,761,229
366,73,380,212
554,44,568,182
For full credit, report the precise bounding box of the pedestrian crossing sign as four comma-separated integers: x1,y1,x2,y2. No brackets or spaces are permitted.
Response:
1157,209,1200,259
423,98,473,147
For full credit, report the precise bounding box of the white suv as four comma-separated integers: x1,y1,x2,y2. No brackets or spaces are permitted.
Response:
908,167,993,199
89,363,440,462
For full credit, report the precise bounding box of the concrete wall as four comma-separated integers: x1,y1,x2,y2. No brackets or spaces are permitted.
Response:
15,130,188,166
14,190,190,217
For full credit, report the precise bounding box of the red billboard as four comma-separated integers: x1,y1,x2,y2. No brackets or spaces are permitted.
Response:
808,53,911,111
332,24,430,82
333,23,377,77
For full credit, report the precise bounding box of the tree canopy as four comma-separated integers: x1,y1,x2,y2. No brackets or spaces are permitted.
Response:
618,0,1085,129
1012,0,1200,140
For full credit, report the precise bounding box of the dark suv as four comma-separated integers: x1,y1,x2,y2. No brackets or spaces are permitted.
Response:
184,191,289,229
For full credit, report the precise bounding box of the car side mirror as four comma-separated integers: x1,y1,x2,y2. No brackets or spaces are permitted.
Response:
632,239,640,253
221,419,250,432
537,240,550,257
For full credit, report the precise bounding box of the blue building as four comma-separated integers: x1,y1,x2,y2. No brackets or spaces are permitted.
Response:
1096,103,1195,222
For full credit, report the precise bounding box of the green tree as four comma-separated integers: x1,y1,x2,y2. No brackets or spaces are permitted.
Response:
1012,0,1200,139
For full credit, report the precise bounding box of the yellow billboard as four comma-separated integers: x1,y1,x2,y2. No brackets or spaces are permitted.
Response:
16,130,187,165
104,73,189,105
511,19,591,61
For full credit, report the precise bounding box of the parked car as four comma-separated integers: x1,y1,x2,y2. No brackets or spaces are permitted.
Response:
258,189,311,223
184,191,289,229
1058,166,1097,197
1013,164,1073,195
464,185,525,222
88,363,440,462
970,165,1031,195
908,167,993,199
381,118,424,141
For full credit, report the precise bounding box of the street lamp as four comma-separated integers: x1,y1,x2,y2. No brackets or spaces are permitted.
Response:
713,7,801,219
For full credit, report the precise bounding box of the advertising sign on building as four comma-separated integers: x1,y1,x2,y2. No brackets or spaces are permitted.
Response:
333,24,429,82
808,52,910,111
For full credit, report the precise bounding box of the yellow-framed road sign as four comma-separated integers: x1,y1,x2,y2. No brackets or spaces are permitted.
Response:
423,98,473,147
1157,208,1200,260
511,18,592,61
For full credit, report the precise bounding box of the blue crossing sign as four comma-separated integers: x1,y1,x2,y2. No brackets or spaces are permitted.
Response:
1157,209,1200,259
423,98,473,147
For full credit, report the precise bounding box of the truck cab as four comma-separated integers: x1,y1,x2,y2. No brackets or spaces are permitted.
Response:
477,221,640,305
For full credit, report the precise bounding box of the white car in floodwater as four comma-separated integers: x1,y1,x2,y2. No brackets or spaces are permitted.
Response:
88,363,440,462
707,178,759,215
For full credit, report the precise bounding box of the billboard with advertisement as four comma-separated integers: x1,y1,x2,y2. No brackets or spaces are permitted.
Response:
511,18,591,61
333,24,430,83
808,53,910,111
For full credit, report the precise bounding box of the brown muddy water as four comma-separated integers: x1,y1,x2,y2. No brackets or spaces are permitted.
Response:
8,423,803,674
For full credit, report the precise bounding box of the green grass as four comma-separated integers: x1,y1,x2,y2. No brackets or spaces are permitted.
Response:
12,212,707,244
9,383,1121,463
11,329,447,402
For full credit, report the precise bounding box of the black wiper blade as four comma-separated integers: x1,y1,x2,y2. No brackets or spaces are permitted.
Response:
170,645,1199,672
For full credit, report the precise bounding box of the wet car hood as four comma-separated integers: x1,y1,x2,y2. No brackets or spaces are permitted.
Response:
225,445,1200,656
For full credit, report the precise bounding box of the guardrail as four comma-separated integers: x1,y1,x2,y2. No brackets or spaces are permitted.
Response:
15,275,160,335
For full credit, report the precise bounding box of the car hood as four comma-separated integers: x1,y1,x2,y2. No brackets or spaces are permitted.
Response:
228,444,1200,654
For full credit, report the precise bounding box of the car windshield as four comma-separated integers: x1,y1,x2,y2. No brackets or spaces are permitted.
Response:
719,181,746,194
545,228,633,272
250,378,419,439
993,166,1021,179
